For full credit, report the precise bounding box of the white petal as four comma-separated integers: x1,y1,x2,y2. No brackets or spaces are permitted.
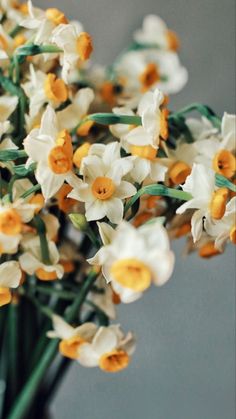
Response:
0,261,22,288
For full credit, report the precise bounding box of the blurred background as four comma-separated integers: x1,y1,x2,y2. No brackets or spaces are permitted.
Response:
37,1,235,418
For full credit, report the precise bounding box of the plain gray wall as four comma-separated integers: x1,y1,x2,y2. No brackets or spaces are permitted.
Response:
36,1,235,418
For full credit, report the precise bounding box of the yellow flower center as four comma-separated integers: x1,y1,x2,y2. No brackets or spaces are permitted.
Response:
35,269,58,281
13,34,27,48
92,177,115,200
160,108,169,140
230,225,236,245
139,63,160,92
212,149,236,179
110,258,152,292
13,2,28,14
59,336,86,359
0,34,8,51
210,187,228,220
48,130,73,174
130,145,157,160
73,142,91,168
77,121,94,137
29,194,45,214
45,8,68,25
76,32,93,61
198,242,221,258
56,184,76,213
44,73,68,103
166,30,180,51
133,211,152,228
0,287,12,307
0,209,22,235
169,161,191,185
99,349,129,373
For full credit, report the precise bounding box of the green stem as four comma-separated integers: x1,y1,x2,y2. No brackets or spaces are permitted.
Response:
7,271,97,419
124,184,192,215
20,184,41,199
35,286,76,301
32,216,51,265
169,103,221,129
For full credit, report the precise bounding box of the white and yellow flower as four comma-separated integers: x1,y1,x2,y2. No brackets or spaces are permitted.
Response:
177,163,231,242
88,220,175,303
68,142,136,224
23,105,81,201
194,113,236,179
47,315,97,360
205,197,236,250
0,95,18,138
0,260,22,307
134,14,180,51
22,64,69,119
19,235,64,281
20,0,68,44
111,89,168,151
114,49,188,103
51,21,93,83
78,324,136,372
57,87,94,132
164,141,197,185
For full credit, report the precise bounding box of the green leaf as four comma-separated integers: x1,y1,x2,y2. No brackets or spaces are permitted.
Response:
125,184,192,215
0,149,27,162
13,163,36,177
89,113,142,126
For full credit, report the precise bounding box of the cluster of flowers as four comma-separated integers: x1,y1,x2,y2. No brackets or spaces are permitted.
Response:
0,1,235,382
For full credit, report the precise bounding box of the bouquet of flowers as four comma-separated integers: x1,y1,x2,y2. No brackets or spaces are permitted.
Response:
0,2,235,418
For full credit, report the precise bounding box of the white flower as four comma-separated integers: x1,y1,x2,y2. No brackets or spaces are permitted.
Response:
23,105,81,200
205,197,236,250
163,141,197,185
88,220,174,303
177,163,230,242
68,142,136,224
111,89,168,150
86,275,117,320
22,64,69,118
47,315,97,359
19,236,64,280
57,87,94,131
78,324,136,372
134,14,180,51
194,113,236,179
0,261,22,288
0,95,18,138
51,22,93,83
20,1,68,44
114,49,188,103
0,24,14,64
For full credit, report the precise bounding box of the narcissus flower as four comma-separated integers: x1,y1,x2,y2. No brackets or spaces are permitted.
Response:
88,220,174,303
0,261,22,307
19,236,64,280
205,197,236,250
177,163,231,242
68,142,136,224
24,105,81,200
111,89,168,150
78,325,136,372
47,315,97,360
134,15,180,51
21,0,68,44
51,22,93,82
194,113,236,179
0,95,18,138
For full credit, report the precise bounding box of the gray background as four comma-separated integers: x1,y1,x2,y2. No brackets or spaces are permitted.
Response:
37,1,236,418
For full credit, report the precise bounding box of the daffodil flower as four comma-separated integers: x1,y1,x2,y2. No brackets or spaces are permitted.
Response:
51,21,93,83
205,197,236,250
68,142,136,224
88,220,175,303
194,113,236,179
177,163,231,242
20,0,68,44
24,105,81,200
0,95,18,138
47,315,97,360
19,235,64,281
0,260,22,307
134,14,180,51
78,324,136,372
